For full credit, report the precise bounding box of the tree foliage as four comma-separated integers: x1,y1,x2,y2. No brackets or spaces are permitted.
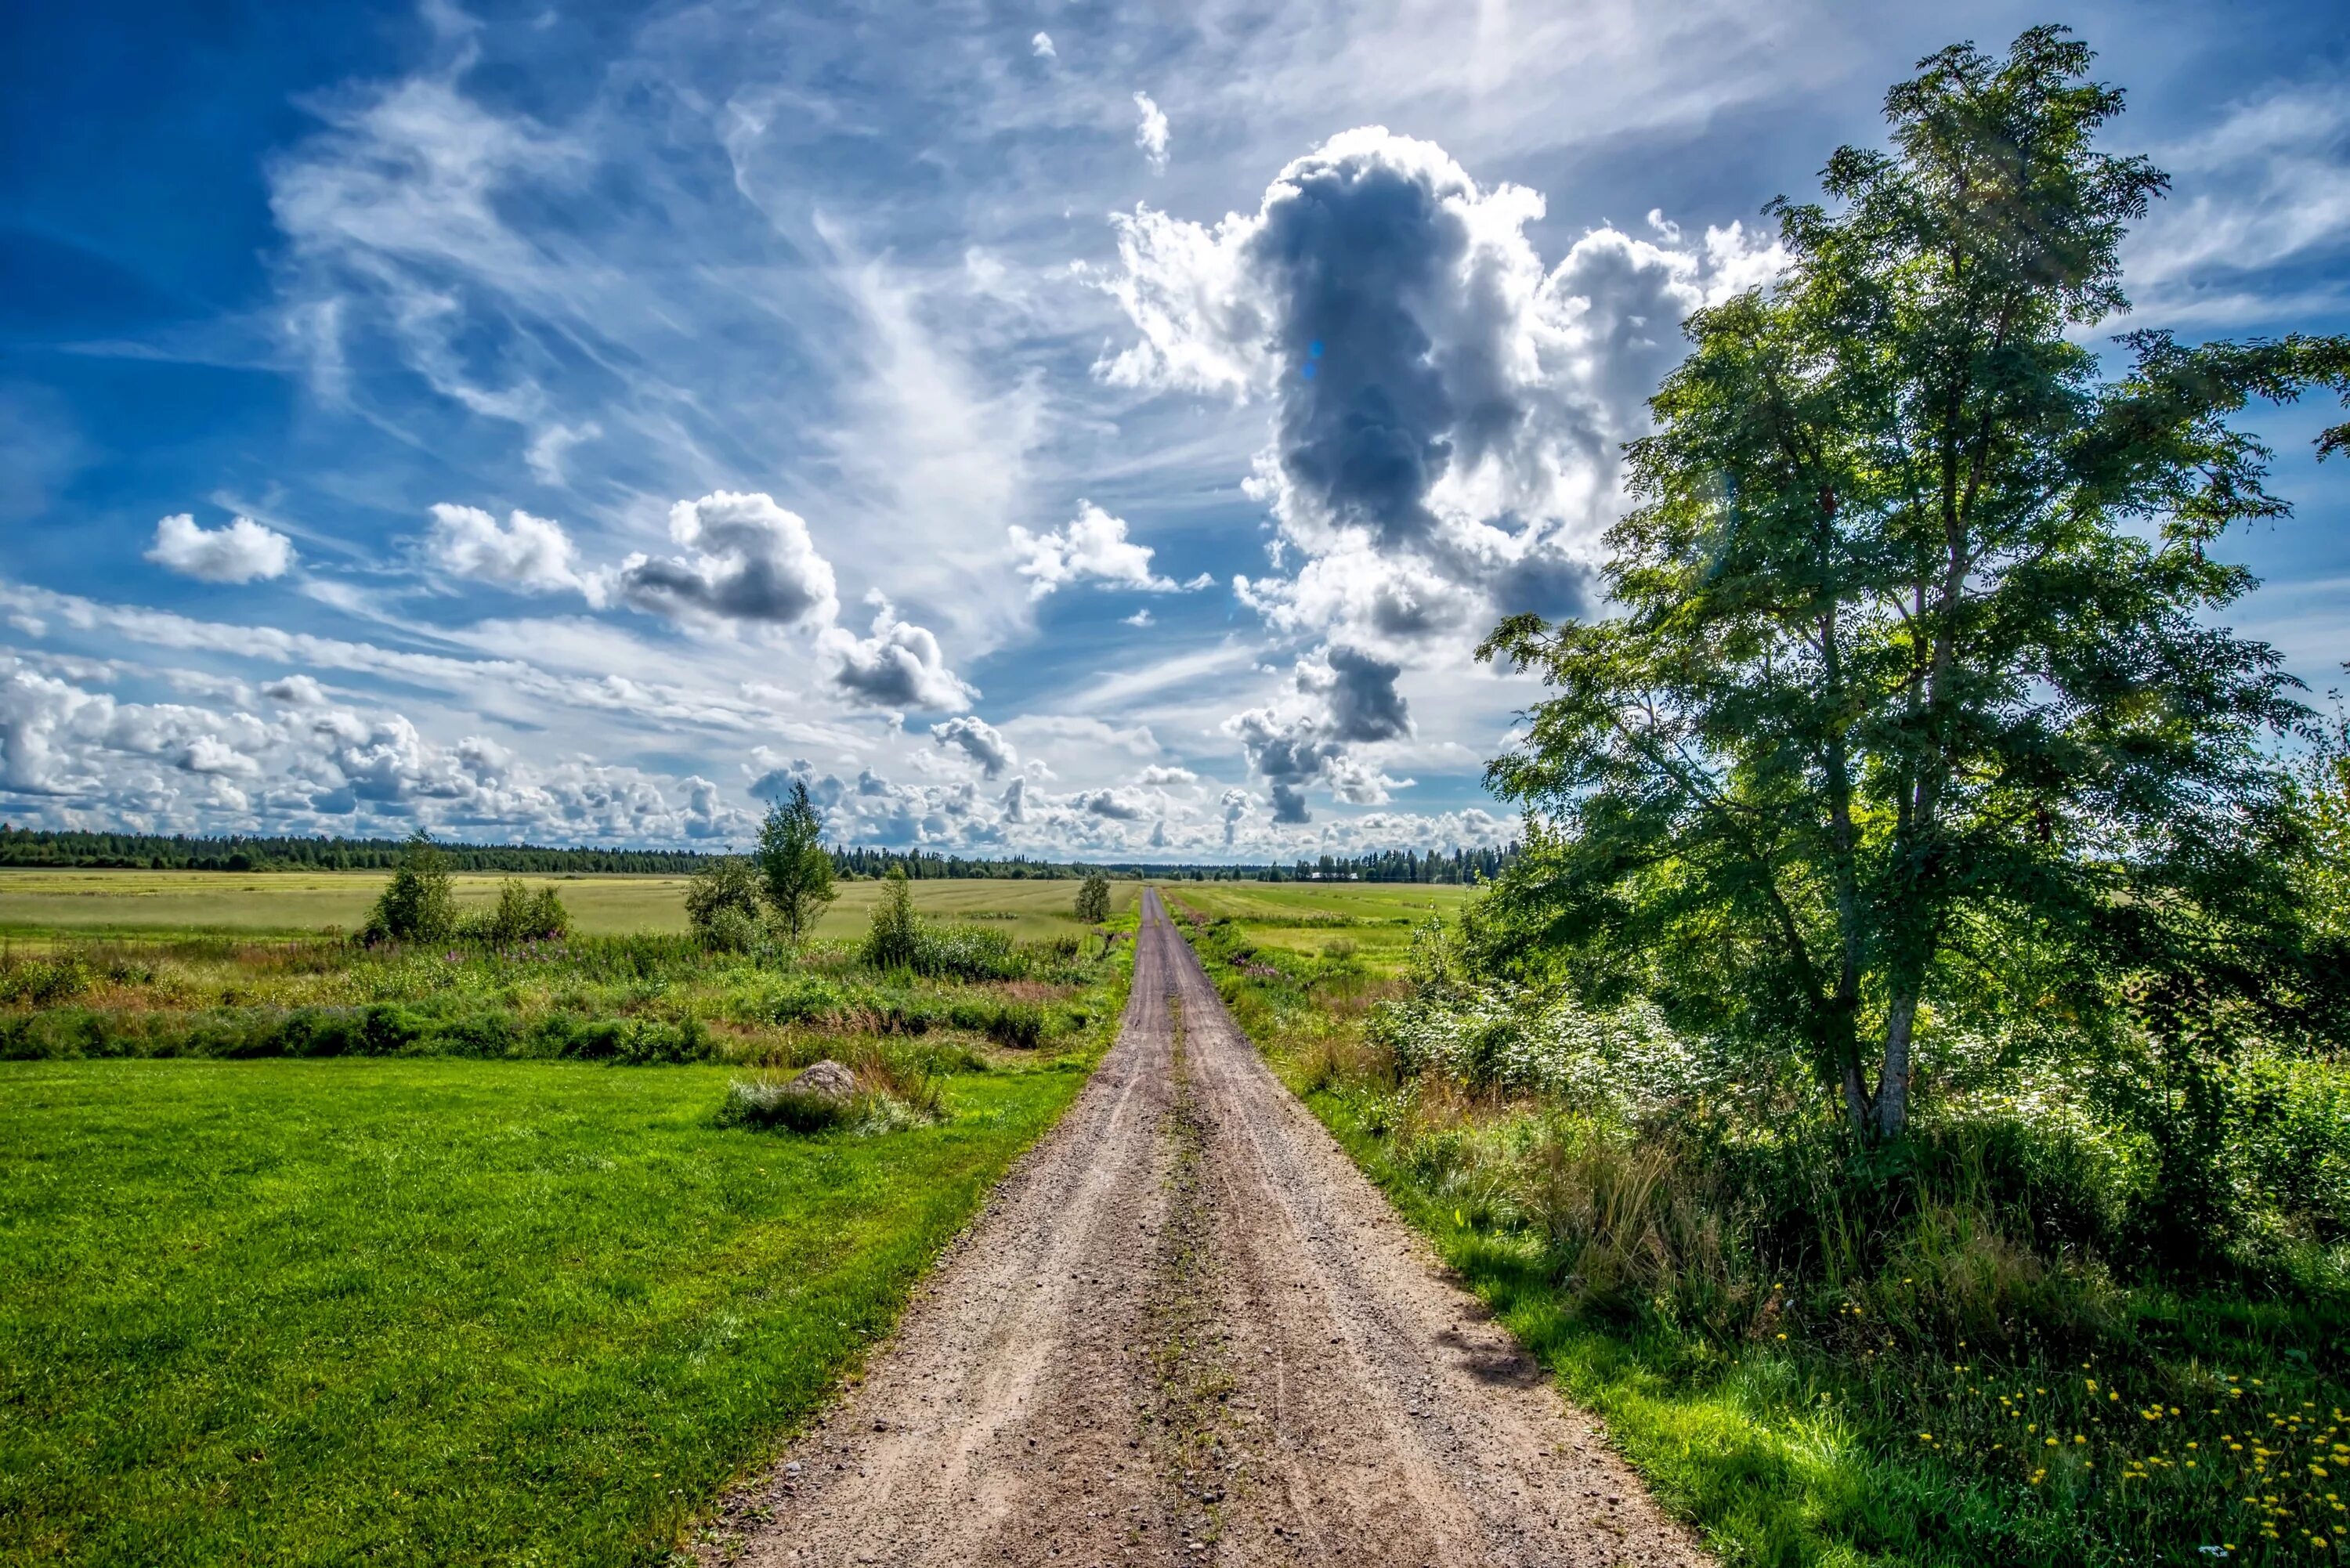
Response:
683,857,764,952
862,867,920,971
363,832,457,945
1074,870,1112,925
1478,27,2350,1143
754,782,837,943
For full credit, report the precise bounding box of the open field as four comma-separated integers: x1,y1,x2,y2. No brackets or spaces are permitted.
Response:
0,1053,1096,1566
0,869,1135,942
1159,880,1477,964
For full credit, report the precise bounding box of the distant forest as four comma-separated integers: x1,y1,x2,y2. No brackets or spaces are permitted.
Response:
0,826,1517,884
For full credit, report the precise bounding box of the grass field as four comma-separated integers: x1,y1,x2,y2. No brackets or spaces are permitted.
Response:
1159,880,1476,964
0,870,1136,941
0,1051,1098,1566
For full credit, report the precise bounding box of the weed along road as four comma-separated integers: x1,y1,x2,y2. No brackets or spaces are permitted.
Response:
705,890,1706,1567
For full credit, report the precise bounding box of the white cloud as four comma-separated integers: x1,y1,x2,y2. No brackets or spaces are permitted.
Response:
1031,31,1055,60
1008,500,1193,598
614,491,839,627
1133,92,1170,174
425,503,583,594
523,420,600,485
819,594,977,712
931,714,1016,778
2125,83,2350,323
145,514,295,584
1097,127,1788,818
1123,608,1155,627
1137,764,1196,786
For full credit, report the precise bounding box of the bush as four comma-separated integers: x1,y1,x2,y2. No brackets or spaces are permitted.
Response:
363,833,457,945
685,857,765,951
465,880,569,946
862,868,920,970
1075,870,1111,924
913,924,1026,982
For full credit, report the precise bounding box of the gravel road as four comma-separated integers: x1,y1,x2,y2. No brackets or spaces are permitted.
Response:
701,889,1708,1567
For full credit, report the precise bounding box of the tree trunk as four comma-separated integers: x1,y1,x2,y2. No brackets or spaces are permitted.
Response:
1874,988,1920,1140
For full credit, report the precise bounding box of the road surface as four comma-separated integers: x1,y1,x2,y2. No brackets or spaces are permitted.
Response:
701,889,1707,1567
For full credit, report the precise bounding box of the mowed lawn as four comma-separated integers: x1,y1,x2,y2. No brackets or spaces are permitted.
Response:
0,870,1135,941
1163,880,1477,964
0,1055,1091,1566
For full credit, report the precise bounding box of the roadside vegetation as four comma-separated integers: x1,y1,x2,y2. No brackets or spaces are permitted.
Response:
1180,28,2350,1567
0,802,1135,1564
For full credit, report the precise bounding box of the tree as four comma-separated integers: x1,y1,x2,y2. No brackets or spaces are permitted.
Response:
754,781,837,943
862,865,920,970
1075,870,1112,925
1478,27,2350,1144
365,830,457,945
685,856,764,952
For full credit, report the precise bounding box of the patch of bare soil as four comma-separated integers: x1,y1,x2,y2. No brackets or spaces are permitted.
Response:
698,891,1710,1566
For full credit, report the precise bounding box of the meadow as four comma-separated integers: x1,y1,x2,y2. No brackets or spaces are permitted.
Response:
1159,880,1473,964
0,869,1136,942
0,873,1134,1565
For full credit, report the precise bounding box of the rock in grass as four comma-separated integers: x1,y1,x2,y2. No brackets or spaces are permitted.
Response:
787,1059,860,1102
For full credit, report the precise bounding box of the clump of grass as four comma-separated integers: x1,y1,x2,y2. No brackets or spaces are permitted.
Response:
717,1060,945,1135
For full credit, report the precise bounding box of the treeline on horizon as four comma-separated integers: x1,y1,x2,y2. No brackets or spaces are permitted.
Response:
0,825,1517,884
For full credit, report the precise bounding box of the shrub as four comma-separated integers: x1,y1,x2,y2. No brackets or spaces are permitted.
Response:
913,924,1026,982
363,833,457,945
985,1002,1046,1050
685,858,764,951
862,868,920,970
0,953,93,1006
465,880,569,946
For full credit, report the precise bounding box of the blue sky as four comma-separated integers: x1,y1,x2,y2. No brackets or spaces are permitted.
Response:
3,0,2345,855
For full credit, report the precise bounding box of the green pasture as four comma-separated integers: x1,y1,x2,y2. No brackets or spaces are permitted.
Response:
0,1052,1094,1566
0,869,1133,941
1161,880,1476,964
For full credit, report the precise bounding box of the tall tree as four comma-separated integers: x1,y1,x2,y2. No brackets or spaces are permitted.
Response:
754,781,838,942
1479,27,2350,1143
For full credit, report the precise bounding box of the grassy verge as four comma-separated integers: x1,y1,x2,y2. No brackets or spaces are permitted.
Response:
1,948,1131,1566
1173,908,2350,1568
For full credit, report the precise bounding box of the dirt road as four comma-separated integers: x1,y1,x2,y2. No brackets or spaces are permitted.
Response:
702,890,1708,1567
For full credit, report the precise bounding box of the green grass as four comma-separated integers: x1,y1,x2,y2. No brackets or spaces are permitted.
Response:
0,1052,1098,1566
0,871,1137,942
1162,881,1473,966
1303,1086,2350,1566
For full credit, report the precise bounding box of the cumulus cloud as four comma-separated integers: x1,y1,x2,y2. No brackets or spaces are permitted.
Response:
0,652,751,841
1030,31,1054,60
425,503,582,594
1099,127,1784,645
931,714,1016,778
145,514,295,584
261,674,330,706
1072,786,1150,821
1220,786,1250,846
1008,501,1197,599
819,594,977,712
1137,764,1196,786
1224,644,1413,822
1133,92,1170,174
1001,775,1029,823
614,491,838,627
